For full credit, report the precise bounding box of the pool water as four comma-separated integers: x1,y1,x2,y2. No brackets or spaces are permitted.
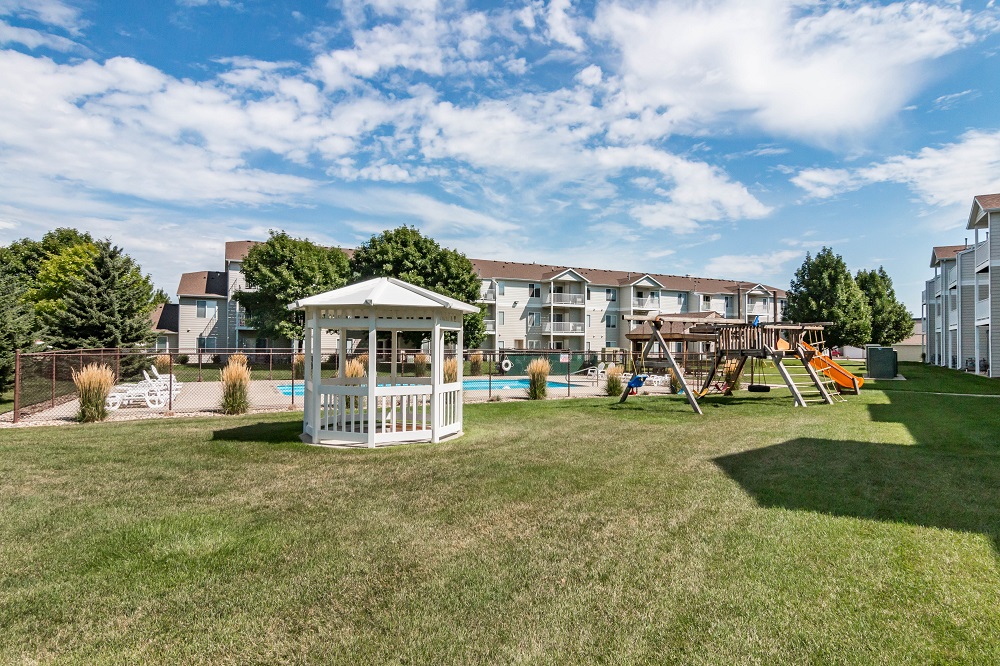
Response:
276,378,570,396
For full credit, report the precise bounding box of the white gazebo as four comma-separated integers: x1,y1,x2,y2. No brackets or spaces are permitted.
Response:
288,277,479,448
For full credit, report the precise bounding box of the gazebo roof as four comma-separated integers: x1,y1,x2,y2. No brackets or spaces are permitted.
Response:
288,277,480,313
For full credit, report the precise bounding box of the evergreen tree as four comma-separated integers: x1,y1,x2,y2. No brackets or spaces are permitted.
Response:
350,226,486,348
235,231,350,342
42,240,156,349
855,267,913,346
785,247,871,349
0,270,35,393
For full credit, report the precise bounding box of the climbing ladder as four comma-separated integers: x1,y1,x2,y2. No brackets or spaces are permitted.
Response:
764,345,834,407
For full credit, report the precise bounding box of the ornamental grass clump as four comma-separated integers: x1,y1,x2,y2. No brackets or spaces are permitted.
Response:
469,351,483,376
526,357,550,400
345,358,366,379
414,353,429,377
72,363,116,423
153,354,171,375
605,365,624,397
292,353,305,379
444,357,458,383
220,358,251,415
229,352,248,368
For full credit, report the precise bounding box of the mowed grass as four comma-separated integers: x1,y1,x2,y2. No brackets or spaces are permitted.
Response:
0,389,12,414
2,365,1000,663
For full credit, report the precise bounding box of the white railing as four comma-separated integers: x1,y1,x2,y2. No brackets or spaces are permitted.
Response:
484,319,496,333
479,289,496,301
976,240,989,272
526,324,541,334
977,299,990,321
544,293,585,306
632,297,660,309
236,310,250,328
746,302,771,314
542,321,585,334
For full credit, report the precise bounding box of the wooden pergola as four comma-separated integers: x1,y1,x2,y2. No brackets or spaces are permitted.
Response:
288,278,479,448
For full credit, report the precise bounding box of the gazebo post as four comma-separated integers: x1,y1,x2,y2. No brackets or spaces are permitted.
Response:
367,317,378,448
457,322,464,434
310,308,323,444
432,314,441,443
302,314,312,432
390,330,398,385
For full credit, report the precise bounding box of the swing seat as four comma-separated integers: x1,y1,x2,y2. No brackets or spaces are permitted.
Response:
748,384,771,393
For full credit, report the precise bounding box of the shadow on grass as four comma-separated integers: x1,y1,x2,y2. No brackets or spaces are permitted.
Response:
211,419,303,444
714,390,1000,553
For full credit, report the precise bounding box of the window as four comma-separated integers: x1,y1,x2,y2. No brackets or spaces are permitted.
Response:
703,294,712,306
155,336,168,350
196,299,216,319
197,336,217,350
677,293,684,304
528,283,540,298
605,340,617,349
586,342,591,352
762,297,769,307
605,288,617,302
724,296,733,309
586,314,591,327
528,340,541,349
605,314,617,328
528,312,540,327
498,281,505,296
499,311,505,326
498,341,504,349
587,287,591,300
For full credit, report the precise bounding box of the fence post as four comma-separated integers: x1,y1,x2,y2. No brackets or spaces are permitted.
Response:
488,351,492,401
166,352,174,415
269,349,273,381
51,353,56,408
13,349,20,424
198,352,203,382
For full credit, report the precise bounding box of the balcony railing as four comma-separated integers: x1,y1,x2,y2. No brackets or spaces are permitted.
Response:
632,297,660,309
976,299,989,321
542,322,585,334
479,289,496,301
544,293,585,306
976,240,990,272
236,310,252,328
484,319,496,333
526,324,542,334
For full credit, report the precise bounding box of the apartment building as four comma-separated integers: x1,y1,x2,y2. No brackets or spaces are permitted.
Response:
923,193,1000,376
471,258,787,352
158,240,788,353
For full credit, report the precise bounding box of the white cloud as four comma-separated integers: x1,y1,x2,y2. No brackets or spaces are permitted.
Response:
546,0,585,50
792,129,1000,217
703,250,803,281
0,0,84,34
0,19,80,51
592,0,996,142
931,89,978,111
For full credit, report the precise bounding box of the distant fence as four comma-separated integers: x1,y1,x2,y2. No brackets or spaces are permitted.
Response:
6,346,707,425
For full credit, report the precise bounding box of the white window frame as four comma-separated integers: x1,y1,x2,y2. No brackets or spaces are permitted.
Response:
605,314,617,328
196,299,217,319
498,281,505,296
499,311,505,326
605,288,616,302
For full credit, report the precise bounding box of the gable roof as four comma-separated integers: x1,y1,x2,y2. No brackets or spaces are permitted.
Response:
225,240,260,262
177,271,227,298
930,245,967,267
150,303,179,333
289,277,480,313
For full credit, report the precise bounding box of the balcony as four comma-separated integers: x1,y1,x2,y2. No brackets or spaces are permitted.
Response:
542,322,585,334
479,289,496,302
976,299,990,322
484,319,496,333
976,240,990,273
632,297,660,310
544,293,585,306
236,310,253,328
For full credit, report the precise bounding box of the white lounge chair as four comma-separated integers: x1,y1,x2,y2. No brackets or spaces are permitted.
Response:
105,368,181,410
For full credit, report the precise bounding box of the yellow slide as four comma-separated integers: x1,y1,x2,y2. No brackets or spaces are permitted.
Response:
800,341,864,390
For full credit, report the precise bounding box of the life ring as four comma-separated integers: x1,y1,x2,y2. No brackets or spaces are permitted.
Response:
500,358,513,372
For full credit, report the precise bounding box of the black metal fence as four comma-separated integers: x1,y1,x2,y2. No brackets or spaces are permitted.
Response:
5,347,700,425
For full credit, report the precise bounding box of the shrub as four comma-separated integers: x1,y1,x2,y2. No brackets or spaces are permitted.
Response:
176,354,189,365
605,365,624,397
444,357,458,383
153,354,171,374
72,363,115,423
414,353,429,377
220,358,252,415
292,353,305,379
723,360,742,391
469,351,483,376
526,357,550,400
667,369,682,394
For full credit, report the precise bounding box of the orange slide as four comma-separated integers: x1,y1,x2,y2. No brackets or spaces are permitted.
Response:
800,341,864,391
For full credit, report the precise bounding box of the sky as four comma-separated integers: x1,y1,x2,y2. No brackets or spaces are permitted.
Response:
2,1,1000,313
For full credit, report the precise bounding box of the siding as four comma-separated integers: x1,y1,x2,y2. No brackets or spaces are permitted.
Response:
177,296,224,350
958,251,975,367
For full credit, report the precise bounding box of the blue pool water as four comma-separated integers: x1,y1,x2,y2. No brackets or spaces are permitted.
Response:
276,378,569,396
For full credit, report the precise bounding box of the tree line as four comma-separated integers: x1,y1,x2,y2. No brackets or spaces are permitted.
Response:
784,247,913,349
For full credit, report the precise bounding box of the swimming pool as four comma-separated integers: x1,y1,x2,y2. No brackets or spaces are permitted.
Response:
275,378,570,396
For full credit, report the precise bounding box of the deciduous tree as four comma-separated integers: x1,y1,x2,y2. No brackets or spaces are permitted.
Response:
785,247,871,349
235,231,350,342
0,270,35,393
855,267,913,346
350,226,485,348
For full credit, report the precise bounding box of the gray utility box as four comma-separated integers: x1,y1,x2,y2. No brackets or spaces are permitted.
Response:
867,346,898,379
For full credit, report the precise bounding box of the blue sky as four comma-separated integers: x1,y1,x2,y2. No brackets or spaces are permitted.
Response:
2,0,1000,312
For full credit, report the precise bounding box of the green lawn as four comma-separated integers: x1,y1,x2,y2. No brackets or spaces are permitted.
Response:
0,389,12,414
2,365,999,662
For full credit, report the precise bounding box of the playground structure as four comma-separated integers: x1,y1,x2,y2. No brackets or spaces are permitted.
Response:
620,314,864,414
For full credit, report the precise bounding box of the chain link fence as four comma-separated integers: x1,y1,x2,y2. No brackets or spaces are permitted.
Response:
4,347,700,426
